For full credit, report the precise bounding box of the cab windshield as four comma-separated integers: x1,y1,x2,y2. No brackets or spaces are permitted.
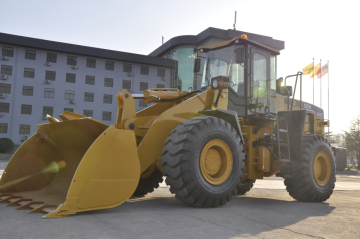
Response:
202,46,245,96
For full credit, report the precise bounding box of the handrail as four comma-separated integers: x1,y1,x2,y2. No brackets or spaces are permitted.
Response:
284,71,303,116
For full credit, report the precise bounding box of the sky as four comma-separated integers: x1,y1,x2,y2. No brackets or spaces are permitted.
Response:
1,0,359,133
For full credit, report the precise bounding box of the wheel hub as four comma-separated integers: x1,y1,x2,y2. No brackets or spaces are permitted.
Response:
200,139,233,185
313,151,331,186
204,149,222,176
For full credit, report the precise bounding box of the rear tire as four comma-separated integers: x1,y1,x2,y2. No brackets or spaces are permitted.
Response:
237,179,256,194
132,168,163,196
284,135,336,202
162,116,245,207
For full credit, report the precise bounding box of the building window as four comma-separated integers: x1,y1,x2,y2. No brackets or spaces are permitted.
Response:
157,68,165,77
139,100,147,108
122,80,131,90
84,92,94,102
67,55,77,65
64,108,73,113
103,94,112,104
65,90,75,100
123,63,132,73
141,66,149,75
25,49,36,60
21,104,32,115
102,111,112,121
19,124,31,135
105,61,114,71
66,73,76,83
84,110,93,117
85,75,95,85
0,83,11,94
140,82,148,91
24,68,35,78
104,78,113,87
0,123,8,133
44,88,55,98
2,46,14,57
22,86,33,96
0,102,10,113
157,84,165,88
46,53,57,63
87,58,96,68
43,106,53,116
45,70,56,81
1,65,12,76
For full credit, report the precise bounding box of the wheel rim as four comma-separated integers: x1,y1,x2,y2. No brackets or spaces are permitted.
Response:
200,139,233,185
313,151,331,186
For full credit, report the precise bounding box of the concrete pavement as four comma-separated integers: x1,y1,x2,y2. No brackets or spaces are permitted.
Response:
0,169,359,239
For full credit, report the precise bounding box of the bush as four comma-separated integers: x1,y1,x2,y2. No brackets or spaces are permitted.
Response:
0,138,14,154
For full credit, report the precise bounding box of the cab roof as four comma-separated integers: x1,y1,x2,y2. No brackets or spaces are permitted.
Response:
198,35,280,55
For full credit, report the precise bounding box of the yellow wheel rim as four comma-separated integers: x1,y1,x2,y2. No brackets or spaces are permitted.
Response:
313,151,331,186
200,139,233,185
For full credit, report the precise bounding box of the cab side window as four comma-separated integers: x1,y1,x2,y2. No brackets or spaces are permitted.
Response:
252,52,267,101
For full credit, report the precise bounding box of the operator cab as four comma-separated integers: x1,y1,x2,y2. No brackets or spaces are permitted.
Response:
198,35,280,119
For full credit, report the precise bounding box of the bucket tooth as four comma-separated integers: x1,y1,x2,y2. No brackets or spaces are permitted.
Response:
28,204,57,214
16,201,44,210
0,196,21,203
6,198,32,207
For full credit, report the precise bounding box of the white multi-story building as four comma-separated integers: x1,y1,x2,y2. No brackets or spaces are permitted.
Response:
0,27,284,144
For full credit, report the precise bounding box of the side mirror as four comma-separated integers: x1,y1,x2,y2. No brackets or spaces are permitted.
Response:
235,47,246,64
276,77,283,94
193,58,201,73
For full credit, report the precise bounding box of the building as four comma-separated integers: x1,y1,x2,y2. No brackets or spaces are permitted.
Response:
150,27,284,91
0,27,284,144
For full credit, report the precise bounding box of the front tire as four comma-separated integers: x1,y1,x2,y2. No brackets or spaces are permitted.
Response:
284,135,336,202
162,116,245,207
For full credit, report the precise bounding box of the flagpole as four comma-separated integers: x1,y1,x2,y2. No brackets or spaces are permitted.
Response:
313,58,314,104
320,59,322,108
328,60,330,136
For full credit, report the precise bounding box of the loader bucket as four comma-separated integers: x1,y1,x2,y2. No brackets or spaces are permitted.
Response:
0,118,140,218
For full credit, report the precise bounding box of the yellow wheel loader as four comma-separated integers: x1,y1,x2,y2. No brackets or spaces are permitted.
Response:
0,34,345,218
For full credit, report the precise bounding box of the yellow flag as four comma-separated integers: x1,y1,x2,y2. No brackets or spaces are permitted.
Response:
302,62,314,75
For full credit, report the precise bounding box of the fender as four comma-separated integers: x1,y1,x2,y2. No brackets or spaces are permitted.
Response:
199,109,244,144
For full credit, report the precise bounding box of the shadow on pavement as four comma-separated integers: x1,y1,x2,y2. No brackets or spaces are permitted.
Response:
79,193,335,238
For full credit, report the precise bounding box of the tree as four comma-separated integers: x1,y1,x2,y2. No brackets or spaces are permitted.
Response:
325,131,342,146
342,115,360,169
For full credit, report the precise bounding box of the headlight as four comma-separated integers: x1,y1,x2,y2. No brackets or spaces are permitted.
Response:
212,80,218,88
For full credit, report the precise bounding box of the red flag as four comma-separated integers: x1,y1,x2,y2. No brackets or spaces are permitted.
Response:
314,63,321,75
317,70,322,79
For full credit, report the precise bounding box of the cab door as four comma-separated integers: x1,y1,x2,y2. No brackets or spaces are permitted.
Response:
248,47,270,115
227,51,246,117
